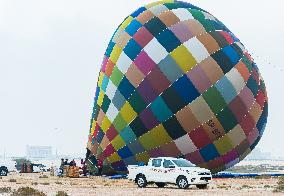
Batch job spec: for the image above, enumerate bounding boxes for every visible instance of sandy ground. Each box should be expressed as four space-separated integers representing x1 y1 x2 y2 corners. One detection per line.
0 172 283 196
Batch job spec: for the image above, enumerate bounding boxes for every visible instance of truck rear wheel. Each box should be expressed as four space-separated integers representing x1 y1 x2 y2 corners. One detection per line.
136 175 147 188
177 176 189 189
196 184 207 189
0 167 8 176
155 182 166 188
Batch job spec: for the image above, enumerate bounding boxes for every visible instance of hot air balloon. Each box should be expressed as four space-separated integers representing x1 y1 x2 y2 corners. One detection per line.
86 0 268 173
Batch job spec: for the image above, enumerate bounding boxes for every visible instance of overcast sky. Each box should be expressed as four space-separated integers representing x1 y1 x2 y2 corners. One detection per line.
0 0 283 158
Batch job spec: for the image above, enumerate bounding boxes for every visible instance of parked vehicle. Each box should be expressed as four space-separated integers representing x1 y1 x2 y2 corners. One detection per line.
33 164 47 173
0 165 8 176
128 157 212 189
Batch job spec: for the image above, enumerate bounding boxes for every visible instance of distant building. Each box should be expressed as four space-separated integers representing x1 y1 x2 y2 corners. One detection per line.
26 146 52 159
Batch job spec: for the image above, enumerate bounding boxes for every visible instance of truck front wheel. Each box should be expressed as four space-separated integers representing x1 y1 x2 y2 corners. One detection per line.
177 176 189 189
136 175 147 188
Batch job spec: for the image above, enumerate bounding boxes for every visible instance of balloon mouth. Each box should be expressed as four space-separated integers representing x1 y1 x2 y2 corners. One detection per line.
86 153 128 174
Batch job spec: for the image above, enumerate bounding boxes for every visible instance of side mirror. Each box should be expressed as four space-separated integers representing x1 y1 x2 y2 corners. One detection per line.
168 165 175 168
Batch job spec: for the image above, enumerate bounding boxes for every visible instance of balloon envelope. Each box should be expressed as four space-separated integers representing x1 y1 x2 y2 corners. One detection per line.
87 0 268 173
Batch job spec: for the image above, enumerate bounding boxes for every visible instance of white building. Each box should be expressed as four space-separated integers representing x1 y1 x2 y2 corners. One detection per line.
26 146 53 159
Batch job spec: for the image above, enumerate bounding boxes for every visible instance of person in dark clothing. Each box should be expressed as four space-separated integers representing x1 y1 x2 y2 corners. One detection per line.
97 159 103 175
81 158 88 176
73 159 76 166
69 159 76 167
60 159 64 168
64 159 69 166
58 159 65 176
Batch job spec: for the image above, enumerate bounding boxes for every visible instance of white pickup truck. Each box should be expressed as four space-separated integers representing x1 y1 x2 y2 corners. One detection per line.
128 157 212 189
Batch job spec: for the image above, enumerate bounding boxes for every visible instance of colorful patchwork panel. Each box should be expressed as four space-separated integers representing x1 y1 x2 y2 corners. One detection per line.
87 0 268 173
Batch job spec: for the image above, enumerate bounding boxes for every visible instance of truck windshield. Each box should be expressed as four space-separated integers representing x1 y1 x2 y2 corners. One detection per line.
172 159 195 167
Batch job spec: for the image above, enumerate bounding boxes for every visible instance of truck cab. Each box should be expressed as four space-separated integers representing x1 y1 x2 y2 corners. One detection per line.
128 157 212 189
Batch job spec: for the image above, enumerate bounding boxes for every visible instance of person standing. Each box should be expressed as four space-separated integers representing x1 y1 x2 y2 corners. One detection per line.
69 159 75 167
81 158 88 177
97 159 103 175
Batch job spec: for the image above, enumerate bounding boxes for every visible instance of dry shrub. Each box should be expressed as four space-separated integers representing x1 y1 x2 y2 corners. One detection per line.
11 187 46 196
254 175 271 179
9 179 17 182
274 176 284 193
41 182 50 185
242 184 252 189
0 187 12 193
39 175 48 179
55 181 63 185
56 191 68 196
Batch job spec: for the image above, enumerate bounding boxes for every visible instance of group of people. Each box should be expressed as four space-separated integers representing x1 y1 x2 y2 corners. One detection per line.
60 159 77 167
58 158 78 176
58 158 103 177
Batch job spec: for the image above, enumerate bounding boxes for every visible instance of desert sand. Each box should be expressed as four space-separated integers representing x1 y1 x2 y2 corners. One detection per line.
0 172 282 196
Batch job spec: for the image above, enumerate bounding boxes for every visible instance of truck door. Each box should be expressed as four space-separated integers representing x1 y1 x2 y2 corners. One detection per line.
148 158 163 182
159 159 176 183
